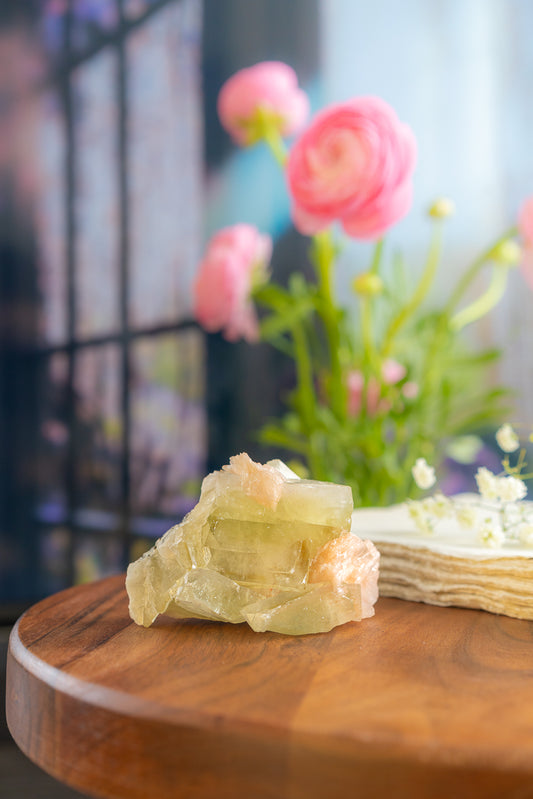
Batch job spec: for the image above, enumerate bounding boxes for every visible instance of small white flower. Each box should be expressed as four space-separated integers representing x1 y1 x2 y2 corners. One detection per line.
478 519 505 548
496 475 527 503
412 458 436 490
421 493 450 519
496 424 520 453
407 501 434 534
519 522 533 547
455 505 479 529
475 467 499 501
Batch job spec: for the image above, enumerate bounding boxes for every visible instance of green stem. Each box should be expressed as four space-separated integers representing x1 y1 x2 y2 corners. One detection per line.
314 231 336 303
361 297 376 368
291 324 325 479
369 238 384 275
357 240 385 417
382 222 443 358
421 226 518 396
362 240 384 368
450 265 511 331
291 323 315 431
313 231 346 419
443 226 518 316
262 124 287 167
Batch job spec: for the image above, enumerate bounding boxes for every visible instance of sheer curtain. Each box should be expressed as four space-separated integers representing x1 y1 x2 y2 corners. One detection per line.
322 0 533 420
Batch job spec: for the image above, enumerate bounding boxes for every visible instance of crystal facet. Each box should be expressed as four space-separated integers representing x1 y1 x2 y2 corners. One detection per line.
126 454 380 635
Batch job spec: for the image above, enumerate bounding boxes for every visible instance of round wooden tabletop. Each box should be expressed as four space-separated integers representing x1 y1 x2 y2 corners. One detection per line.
6 574 533 799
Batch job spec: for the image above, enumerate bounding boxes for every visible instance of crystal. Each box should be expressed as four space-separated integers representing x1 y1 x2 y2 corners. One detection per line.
126 454 380 635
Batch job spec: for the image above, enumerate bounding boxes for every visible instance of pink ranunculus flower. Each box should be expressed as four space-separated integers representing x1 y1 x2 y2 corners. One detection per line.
382 358 407 385
346 372 384 417
347 370 365 417
193 224 272 342
402 381 419 400
347 360 407 417
519 197 533 290
287 97 417 240
217 61 310 146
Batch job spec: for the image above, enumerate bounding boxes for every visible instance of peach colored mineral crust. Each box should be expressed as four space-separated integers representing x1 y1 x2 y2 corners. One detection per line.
309 533 380 618
126 454 380 635
223 453 284 510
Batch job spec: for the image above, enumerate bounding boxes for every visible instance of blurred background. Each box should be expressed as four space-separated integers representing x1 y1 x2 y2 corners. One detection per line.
0 0 532 792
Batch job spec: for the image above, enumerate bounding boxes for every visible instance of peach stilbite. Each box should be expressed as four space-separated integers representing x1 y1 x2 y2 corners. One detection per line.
223 453 284 510
308 533 380 618
126 454 379 635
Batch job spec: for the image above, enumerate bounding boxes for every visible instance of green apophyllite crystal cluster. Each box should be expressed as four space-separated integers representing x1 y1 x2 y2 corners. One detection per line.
126 454 379 635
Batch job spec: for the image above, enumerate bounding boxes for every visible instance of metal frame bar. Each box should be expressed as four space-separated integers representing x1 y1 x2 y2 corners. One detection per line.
42 0 196 584
41 0 177 89
118 0 132 566
63 0 77 588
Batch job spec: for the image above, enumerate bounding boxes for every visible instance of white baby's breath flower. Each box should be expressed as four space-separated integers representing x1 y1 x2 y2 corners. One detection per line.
422 493 450 519
475 467 499 501
495 424 520 453
407 501 434 534
497 475 527 503
518 522 533 547
478 519 505 548
412 458 436 490
455 505 479 529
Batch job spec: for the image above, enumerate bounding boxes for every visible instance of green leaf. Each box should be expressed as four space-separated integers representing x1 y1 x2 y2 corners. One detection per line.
259 423 308 454
253 284 291 310
288 272 311 297
445 435 484 464
259 298 315 341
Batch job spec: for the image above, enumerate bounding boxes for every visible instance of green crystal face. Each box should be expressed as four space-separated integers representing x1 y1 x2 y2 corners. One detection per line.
126 455 378 635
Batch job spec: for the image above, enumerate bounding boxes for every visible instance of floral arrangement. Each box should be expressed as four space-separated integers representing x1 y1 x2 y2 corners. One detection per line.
409 424 533 548
194 61 533 507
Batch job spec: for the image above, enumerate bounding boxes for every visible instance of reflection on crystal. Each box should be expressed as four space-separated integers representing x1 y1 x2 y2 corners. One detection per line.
127 455 380 635
243 582 362 636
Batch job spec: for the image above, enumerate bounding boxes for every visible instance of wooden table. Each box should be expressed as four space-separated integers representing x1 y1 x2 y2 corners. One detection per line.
6 574 533 799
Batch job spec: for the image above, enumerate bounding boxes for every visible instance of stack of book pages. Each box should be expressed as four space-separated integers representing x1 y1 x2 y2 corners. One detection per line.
352 497 533 620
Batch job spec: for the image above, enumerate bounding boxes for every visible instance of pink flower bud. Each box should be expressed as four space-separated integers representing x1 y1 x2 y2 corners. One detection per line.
382 359 406 385
217 62 309 146
519 197 533 290
402 381 419 399
346 372 385 417
366 377 382 416
347 371 364 416
519 197 533 243
287 97 417 240
193 224 272 342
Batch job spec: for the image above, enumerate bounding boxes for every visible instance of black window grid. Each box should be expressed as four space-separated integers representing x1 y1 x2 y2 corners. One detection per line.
33 0 199 589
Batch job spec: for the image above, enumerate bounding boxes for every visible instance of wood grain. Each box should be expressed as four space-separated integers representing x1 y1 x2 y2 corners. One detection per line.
6 574 533 799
